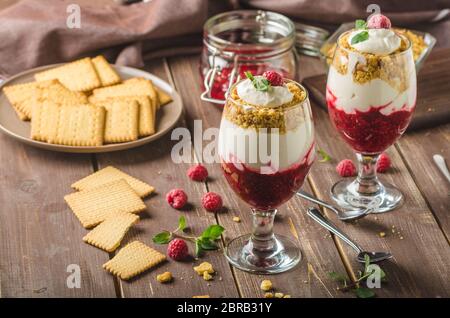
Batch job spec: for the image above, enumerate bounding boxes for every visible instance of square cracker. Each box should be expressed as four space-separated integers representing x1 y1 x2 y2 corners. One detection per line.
103 241 166 280
52 103 106 146
34 57 101 92
91 77 160 109
71 166 155 198
30 101 60 142
95 99 139 143
92 96 155 137
156 88 173 106
83 212 139 252
64 179 146 228
2 79 87 120
92 55 121 87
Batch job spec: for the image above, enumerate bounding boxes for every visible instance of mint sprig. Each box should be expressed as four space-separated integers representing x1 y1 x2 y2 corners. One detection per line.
329 254 387 298
355 19 368 30
317 148 332 163
245 71 271 92
152 216 224 257
351 31 369 45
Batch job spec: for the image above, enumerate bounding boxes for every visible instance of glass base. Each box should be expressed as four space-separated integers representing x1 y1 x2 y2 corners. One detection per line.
224 233 301 274
331 178 403 213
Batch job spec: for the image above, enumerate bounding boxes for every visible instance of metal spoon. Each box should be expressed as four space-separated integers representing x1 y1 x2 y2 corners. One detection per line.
433 154 450 184
296 190 372 221
307 207 392 263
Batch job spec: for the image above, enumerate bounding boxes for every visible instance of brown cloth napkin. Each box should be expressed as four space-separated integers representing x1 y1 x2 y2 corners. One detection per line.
302 48 450 131
0 0 231 78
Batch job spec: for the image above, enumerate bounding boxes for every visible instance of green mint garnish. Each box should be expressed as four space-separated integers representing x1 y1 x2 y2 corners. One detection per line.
355 19 368 30
317 148 332 163
152 217 224 257
245 71 271 92
351 30 369 45
329 253 387 298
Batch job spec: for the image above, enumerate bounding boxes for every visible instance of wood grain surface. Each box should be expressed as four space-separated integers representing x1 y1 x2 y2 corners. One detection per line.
0 52 449 298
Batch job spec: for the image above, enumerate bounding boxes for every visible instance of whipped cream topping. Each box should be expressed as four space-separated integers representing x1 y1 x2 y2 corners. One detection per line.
236 78 293 108
348 29 401 54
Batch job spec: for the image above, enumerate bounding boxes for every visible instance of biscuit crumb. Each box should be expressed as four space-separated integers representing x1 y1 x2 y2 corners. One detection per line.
260 279 273 291
203 271 213 281
232 216 241 223
156 271 173 283
274 292 284 298
194 262 215 275
264 292 274 298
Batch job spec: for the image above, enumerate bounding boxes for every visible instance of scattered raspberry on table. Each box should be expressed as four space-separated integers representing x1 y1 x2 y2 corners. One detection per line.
166 188 188 209
336 159 356 177
377 153 391 173
187 164 208 182
202 192 223 212
167 239 189 261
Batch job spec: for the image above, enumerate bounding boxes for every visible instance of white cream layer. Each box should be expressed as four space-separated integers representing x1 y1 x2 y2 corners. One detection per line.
327 56 416 115
236 78 294 108
348 29 401 55
218 117 315 173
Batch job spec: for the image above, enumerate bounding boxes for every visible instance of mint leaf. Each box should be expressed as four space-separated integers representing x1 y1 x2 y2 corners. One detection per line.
351 31 369 45
328 271 347 283
201 225 224 240
244 71 271 92
195 239 203 257
152 231 172 244
178 216 187 232
364 253 371 270
244 71 254 81
317 148 332 163
198 237 218 250
355 19 367 30
355 287 375 298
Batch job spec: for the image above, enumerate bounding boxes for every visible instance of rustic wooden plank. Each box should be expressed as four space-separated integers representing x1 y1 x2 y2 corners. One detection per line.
0 137 116 297
396 124 450 240
307 102 450 297
167 54 352 297
94 58 240 298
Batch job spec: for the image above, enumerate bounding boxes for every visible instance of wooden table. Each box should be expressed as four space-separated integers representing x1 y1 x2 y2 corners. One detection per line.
0 54 449 298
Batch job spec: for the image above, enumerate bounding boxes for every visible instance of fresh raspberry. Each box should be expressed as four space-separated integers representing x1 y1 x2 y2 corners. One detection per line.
202 192 223 212
336 159 357 177
377 153 391 173
167 239 189 261
367 14 392 29
187 164 208 182
262 71 284 86
166 189 188 209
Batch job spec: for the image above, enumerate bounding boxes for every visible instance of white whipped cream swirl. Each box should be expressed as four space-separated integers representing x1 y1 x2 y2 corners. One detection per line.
236 78 293 108
348 28 401 54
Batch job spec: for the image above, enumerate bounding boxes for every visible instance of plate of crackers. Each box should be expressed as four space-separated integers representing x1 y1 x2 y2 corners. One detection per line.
0 56 183 153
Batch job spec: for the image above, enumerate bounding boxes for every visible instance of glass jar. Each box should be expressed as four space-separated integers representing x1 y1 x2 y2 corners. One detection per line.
200 10 297 105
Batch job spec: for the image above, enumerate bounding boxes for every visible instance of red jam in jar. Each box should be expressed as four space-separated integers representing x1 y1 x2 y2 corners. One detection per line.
200 10 297 104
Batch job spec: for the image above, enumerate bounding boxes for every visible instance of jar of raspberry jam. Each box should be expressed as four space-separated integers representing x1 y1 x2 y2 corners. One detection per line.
200 10 297 104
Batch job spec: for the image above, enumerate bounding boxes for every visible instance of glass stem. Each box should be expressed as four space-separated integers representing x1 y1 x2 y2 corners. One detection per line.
355 153 381 195
250 208 277 253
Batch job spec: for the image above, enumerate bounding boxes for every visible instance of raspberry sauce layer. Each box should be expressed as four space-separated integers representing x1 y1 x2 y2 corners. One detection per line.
326 87 415 154
220 144 314 210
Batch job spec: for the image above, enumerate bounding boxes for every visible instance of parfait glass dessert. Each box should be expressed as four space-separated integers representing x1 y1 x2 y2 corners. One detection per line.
326 14 417 212
218 71 315 273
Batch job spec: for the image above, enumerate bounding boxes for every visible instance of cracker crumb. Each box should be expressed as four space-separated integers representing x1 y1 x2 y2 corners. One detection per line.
274 292 284 298
156 271 173 283
283 294 291 298
193 295 210 298
379 232 386 238
203 271 213 281
232 216 241 223
264 292 274 298
260 279 273 291
194 262 215 275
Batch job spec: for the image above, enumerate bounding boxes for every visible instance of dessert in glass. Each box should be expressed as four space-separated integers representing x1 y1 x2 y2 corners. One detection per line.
326 14 417 212
218 71 315 273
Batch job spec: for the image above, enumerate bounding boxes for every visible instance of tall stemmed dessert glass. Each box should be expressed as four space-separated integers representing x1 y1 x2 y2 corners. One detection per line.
326 14 416 213
218 71 315 273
